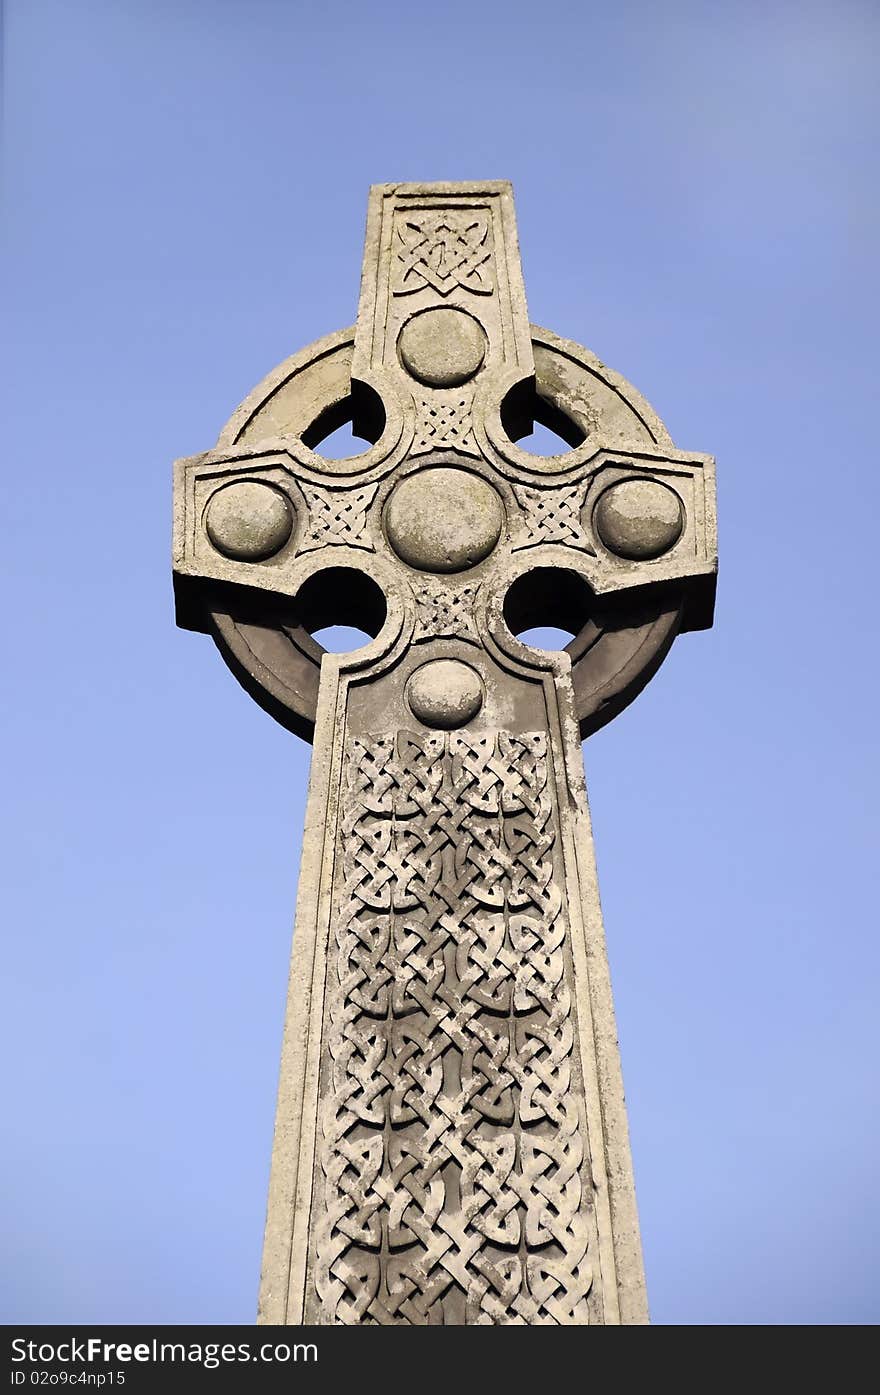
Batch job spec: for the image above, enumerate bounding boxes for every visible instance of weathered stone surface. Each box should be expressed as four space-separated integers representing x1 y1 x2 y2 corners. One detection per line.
405 657 484 728
593 477 684 560
384 466 504 572
205 480 294 561
398 306 487 387
172 181 717 1326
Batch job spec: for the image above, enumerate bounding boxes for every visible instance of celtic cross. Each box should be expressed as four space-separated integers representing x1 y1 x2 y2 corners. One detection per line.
173 182 716 1326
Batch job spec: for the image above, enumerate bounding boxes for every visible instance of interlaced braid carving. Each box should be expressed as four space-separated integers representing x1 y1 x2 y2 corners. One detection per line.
513 483 595 553
313 730 596 1324
412 582 479 642
393 212 494 297
412 393 480 458
299 481 379 552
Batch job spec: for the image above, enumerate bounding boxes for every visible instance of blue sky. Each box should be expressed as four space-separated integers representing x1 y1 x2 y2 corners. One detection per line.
2 0 878 1324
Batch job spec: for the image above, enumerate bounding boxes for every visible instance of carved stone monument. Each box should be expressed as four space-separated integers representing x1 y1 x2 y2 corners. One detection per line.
173 182 716 1325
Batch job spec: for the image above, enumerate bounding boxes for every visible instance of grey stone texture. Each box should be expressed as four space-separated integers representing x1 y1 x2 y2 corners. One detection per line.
173 181 717 1325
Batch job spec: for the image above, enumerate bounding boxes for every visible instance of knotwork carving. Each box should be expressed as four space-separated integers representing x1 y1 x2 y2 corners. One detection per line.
412 391 479 458
393 212 494 297
298 480 379 552
513 483 595 553
412 582 480 642
313 730 595 1325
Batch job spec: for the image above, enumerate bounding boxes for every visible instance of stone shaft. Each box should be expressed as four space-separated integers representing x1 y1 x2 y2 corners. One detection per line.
172 180 717 1326
258 645 645 1325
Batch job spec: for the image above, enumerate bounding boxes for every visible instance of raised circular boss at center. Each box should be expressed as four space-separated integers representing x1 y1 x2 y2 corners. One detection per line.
384 466 504 573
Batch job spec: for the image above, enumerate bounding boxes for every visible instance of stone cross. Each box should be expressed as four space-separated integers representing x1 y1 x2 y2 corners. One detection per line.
173 182 716 1326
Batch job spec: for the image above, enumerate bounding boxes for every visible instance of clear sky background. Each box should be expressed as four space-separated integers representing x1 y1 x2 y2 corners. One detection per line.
2 0 878 1326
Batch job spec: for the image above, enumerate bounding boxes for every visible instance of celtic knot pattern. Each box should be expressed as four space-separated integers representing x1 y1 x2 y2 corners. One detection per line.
412 582 479 642
412 393 479 457
513 484 595 553
312 730 596 1324
299 481 379 552
393 213 494 297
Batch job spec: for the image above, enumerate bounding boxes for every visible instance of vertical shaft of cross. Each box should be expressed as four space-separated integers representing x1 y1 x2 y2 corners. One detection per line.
257 639 647 1325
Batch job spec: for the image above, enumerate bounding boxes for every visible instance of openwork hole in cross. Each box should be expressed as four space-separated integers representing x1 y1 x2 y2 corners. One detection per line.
295 566 387 654
500 382 587 457
301 384 386 461
504 566 593 651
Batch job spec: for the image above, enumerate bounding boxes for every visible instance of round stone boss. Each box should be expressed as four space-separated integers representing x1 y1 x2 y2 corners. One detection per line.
397 307 487 388
205 480 294 561
384 466 504 573
406 658 484 729
592 477 684 561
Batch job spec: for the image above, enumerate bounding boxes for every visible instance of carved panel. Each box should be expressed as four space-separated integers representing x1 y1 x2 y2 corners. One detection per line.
412 391 480 458
312 729 596 1325
393 212 495 297
412 582 480 642
298 480 379 552
513 483 595 553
